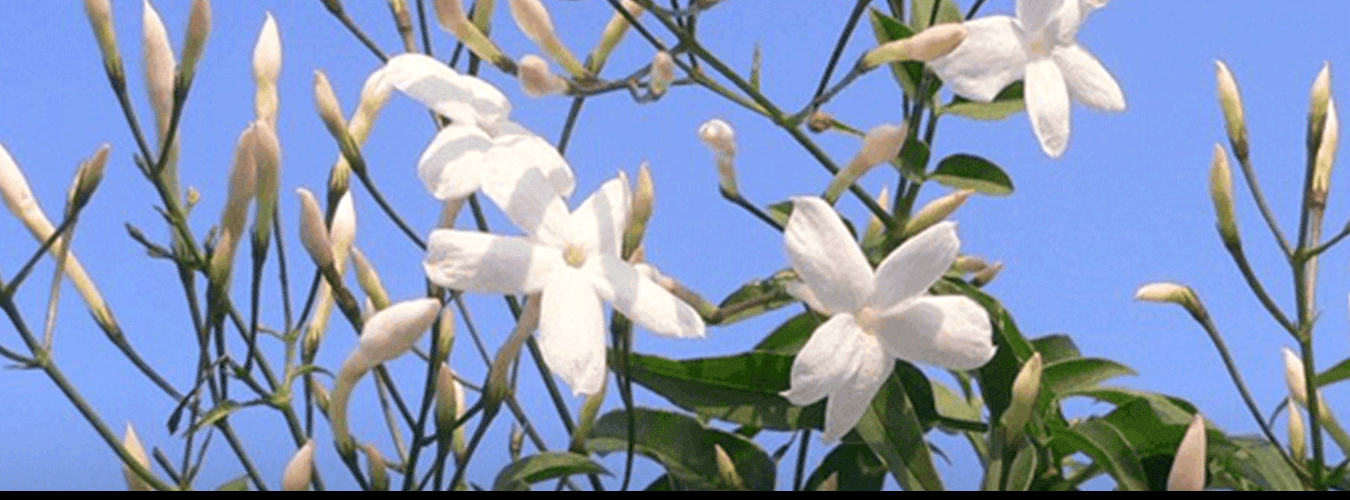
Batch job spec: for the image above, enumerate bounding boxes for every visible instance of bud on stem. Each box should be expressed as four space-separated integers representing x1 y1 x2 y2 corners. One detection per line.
1208 144 1239 247
84 0 125 86
588 0 644 73
518 55 568 97
1166 414 1207 491
824 124 906 204
1134 282 1206 320
650 51 675 97
180 0 212 85
861 23 967 69
509 0 589 78
121 423 154 491
903 189 973 238
1001 352 1042 443
281 439 315 491
1215 61 1249 160
434 0 513 72
253 14 282 126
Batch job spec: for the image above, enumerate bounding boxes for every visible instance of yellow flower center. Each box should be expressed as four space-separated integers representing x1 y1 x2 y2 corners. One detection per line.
564 244 587 268
855 306 881 335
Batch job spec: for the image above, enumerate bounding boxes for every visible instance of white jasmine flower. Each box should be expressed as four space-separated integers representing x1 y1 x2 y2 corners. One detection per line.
423 172 705 395
373 54 575 200
929 0 1124 157
781 197 995 442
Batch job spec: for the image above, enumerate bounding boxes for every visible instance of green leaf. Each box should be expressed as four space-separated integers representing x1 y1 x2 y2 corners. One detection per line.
898 136 931 183
1030 334 1081 363
938 82 1026 121
804 443 886 491
1005 442 1039 491
753 312 823 355
188 401 241 434
1042 358 1137 396
1053 418 1149 491
910 0 963 30
867 9 925 99
853 374 944 491
1315 356 1350 388
930 154 1014 196
215 476 249 491
715 269 799 325
621 350 823 431
492 452 609 491
1211 436 1304 491
930 380 983 430
587 408 776 490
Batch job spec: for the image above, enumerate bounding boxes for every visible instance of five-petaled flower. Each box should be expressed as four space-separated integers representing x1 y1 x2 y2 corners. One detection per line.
423 170 705 395
782 197 996 442
929 0 1123 158
375 53 575 200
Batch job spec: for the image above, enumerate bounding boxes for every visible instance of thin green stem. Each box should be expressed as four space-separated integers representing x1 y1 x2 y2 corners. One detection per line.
1223 241 1298 336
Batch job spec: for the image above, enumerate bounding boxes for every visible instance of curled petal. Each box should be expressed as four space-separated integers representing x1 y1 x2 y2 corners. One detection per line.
875 295 995 370
423 230 563 294
418 125 492 200
784 197 873 314
489 121 576 197
570 174 631 257
868 221 959 311
1052 44 1125 111
823 335 892 443
587 254 704 338
783 314 865 406
1025 57 1071 157
929 16 1028 102
538 267 607 395
379 53 510 125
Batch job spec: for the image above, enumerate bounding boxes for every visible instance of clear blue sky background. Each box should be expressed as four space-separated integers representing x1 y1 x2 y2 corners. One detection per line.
0 0 1348 490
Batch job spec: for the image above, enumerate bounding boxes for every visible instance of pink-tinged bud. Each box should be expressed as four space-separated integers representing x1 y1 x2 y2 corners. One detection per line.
825 123 907 203
518 55 567 97
296 188 334 269
364 444 390 491
698 118 736 157
650 51 675 96
862 22 967 69
142 1 176 137
181 0 211 83
122 423 154 491
222 125 258 245
434 0 469 30
434 0 511 71
281 439 315 491
1166 414 1207 491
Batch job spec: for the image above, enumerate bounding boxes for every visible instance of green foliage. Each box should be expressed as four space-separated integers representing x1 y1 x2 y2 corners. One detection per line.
586 408 776 490
491 453 610 491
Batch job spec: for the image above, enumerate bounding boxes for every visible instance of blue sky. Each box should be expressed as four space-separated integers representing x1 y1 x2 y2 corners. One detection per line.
1 0 1349 490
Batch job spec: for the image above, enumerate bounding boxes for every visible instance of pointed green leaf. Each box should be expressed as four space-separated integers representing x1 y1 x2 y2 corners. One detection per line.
1315 356 1350 388
1005 442 1039 491
1042 358 1137 396
715 269 799 325
1054 418 1149 491
939 82 1027 121
587 408 776 490
804 443 886 491
853 374 944 490
492 452 610 491
898 136 931 183
930 154 1014 196
188 401 241 434
1030 334 1081 363
753 312 823 355
621 350 823 431
215 476 249 491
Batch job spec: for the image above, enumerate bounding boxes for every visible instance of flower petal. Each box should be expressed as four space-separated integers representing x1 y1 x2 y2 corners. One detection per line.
423 229 563 294
586 254 705 338
570 174 631 257
538 267 608 395
784 197 873 314
1025 57 1071 157
1017 0 1069 35
823 335 892 443
378 53 511 125
480 164 573 247
868 222 960 311
875 295 995 370
928 16 1029 102
418 125 491 200
489 121 576 197
1053 44 1125 111
786 280 831 315
783 314 866 406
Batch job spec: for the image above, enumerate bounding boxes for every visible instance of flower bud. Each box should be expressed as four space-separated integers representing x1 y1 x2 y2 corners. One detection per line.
180 0 211 84
1134 282 1204 319
364 443 390 491
69 145 111 212
807 110 835 133
518 55 568 97
434 0 512 71
509 425 525 460
84 0 124 83
281 439 315 491
297 188 334 269
650 51 675 97
714 444 747 490
569 375 606 454
253 14 282 125
122 423 154 491
903 189 973 238
1001 352 1042 443
1288 398 1307 461
953 255 989 275
314 71 349 144
1208 144 1239 246
1166 414 1207 491
142 1 176 137
624 164 655 257
358 298 442 366
251 121 281 246
824 123 907 203
1312 96 1339 198
329 191 356 268
351 247 391 311
222 125 257 245
509 0 587 77
862 186 891 249
309 376 331 416
588 0 644 73
1215 60 1248 160
1309 62 1333 152
699 118 737 157
862 22 967 69
1284 347 1308 407
434 363 464 441
351 70 394 144
970 261 1003 287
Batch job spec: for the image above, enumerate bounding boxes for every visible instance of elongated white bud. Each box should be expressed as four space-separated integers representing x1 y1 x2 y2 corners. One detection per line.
84 0 124 82
1001 352 1042 443
434 0 511 70
1167 414 1207 491
313 71 349 146
296 188 334 269
1215 61 1248 159
588 0 644 73
824 123 907 203
714 444 746 490
142 1 176 138
904 189 973 238
650 51 675 96
221 125 258 250
122 423 154 491
1284 347 1308 407
1288 398 1307 461
1312 96 1339 197
251 121 281 245
365 444 390 491
254 14 282 125
862 22 967 69
1209 144 1239 246
351 247 390 310
180 0 211 83
518 55 567 97
699 118 736 157
1309 62 1333 151
509 0 587 77
281 439 315 491
1134 282 1204 319
329 191 356 268
357 298 442 367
